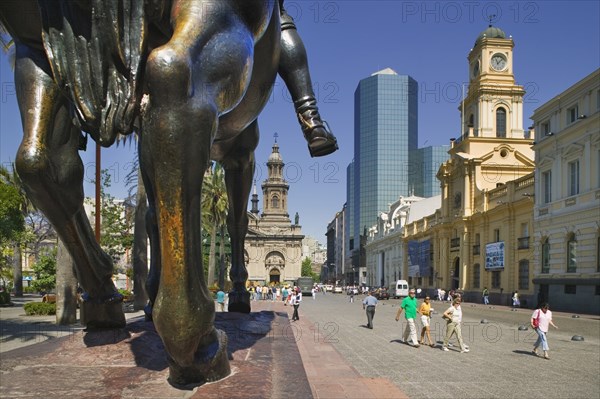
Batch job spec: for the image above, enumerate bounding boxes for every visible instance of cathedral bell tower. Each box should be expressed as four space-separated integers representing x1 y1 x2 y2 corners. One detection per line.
261 138 292 226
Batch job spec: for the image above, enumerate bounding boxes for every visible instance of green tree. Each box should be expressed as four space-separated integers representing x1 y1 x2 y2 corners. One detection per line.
301 257 317 280
0 164 35 296
0 178 24 242
31 247 57 293
87 170 134 272
201 162 229 287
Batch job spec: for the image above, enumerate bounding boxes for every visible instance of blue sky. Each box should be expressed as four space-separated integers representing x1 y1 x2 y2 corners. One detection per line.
1 1 599 241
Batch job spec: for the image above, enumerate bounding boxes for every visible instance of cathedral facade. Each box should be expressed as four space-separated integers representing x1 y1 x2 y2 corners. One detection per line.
245 140 304 285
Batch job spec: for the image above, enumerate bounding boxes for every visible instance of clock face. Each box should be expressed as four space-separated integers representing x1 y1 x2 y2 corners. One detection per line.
490 53 507 71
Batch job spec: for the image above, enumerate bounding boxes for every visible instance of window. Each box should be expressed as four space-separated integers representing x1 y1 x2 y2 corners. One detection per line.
567 105 578 124
494 229 500 242
271 195 279 208
491 271 501 288
541 121 551 136
496 108 506 138
518 260 529 290
518 223 530 249
567 234 577 273
542 170 552 203
597 236 600 272
541 238 550 274
564 285 576 294
473 263 480 289
568 160 579 196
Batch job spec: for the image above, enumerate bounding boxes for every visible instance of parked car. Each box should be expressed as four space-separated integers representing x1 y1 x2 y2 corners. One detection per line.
333 286 343 293
346 287 359 295
373 288 390 300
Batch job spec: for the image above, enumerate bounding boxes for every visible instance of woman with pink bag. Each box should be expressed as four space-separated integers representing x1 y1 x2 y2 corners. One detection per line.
531 302 559 359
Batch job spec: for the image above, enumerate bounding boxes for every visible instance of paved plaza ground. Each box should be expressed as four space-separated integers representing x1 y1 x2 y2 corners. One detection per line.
1 293 599 398
294 292 600 399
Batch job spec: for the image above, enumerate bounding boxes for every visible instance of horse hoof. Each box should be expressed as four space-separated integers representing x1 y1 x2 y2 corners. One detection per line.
167 329 231 388
80 299 126 329
227 290 251 313
144 303 153 321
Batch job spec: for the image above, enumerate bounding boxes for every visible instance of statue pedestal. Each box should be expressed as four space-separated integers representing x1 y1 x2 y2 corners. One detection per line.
0 307 311 398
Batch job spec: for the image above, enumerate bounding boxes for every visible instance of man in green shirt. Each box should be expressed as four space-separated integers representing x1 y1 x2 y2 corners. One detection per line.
395 288 420 347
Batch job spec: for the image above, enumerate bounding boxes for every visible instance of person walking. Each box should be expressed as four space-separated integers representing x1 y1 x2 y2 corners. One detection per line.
362 291 378 329
395 288 420 347
531 302 558 359
442 297 469 353
418 296 435 347
512 291 520 308
482 287 489 305
216 289 226 312
349 289 355 303
282 286 288 306
291 287 302 321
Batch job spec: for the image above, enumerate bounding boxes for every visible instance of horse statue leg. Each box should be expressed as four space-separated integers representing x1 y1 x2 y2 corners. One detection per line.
217 122 260 314
13 44 125 328
139 0 276 386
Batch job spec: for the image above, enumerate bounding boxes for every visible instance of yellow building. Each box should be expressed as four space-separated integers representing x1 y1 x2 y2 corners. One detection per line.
403 26 536 305
531 69 600 314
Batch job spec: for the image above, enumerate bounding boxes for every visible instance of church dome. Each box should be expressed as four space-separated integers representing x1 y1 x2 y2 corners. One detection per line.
268 142 283 163
475 26 506 45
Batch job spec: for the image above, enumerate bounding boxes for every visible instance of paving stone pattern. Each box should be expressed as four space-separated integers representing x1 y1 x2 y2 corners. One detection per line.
295 293 600 399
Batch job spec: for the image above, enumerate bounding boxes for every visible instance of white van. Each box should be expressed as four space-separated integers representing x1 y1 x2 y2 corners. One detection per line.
390 280 409 299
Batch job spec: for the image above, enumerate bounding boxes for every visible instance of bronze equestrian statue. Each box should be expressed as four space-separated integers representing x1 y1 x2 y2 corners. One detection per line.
0 0 337 387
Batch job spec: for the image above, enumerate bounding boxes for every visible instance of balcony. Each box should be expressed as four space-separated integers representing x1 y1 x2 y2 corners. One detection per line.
450 237 461 248
517 237 530 250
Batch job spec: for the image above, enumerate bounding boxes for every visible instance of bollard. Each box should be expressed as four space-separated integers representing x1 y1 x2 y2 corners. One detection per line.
571 314 580 318
518 325 528 331
480 319 489 324
571 335 584 341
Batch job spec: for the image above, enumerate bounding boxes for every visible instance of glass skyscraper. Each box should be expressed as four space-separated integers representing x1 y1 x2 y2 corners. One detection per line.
352 68 418 243
413 145 450 197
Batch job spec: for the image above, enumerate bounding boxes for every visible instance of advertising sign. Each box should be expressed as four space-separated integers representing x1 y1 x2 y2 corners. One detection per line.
485 241 505 269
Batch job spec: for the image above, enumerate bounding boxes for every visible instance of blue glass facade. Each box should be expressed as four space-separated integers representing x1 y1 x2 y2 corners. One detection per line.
352 71 418 243
413 145 450 197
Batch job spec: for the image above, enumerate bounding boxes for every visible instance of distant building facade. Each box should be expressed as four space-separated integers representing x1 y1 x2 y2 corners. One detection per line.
531 68 600 314
245 141 303 285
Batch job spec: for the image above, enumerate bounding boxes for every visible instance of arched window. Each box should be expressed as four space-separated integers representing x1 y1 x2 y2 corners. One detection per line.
567 233 577 273
541 238 550 274
271 195 279 209
496 107 506 138
518 260 529 290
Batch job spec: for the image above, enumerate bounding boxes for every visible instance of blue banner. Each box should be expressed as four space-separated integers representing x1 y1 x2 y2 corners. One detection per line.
408 240 431 277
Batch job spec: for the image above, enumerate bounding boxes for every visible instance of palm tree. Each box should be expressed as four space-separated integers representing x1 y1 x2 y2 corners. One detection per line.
201 162 229 287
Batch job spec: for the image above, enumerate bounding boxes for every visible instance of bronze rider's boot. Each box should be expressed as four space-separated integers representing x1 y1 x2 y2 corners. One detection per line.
295 96 338 157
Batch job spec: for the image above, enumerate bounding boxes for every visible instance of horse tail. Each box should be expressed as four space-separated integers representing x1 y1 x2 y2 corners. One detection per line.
38 0 149 145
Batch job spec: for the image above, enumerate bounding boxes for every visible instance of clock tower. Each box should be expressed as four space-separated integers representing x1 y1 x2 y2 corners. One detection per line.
463 24 526 141
438 24 535 216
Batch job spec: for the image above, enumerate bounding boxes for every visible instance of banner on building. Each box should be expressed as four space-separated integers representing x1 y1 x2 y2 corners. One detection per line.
485 241 505 270
408 240 431 277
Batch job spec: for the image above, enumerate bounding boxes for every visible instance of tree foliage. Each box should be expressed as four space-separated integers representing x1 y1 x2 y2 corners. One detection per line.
31 247 57 293
0 178 25 242
86 170 134 272
301 257 317 280
201 162 229 286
